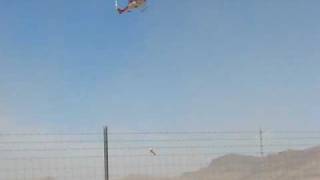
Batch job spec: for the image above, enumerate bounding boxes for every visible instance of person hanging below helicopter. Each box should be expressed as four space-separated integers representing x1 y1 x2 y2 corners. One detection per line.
117 0 147 14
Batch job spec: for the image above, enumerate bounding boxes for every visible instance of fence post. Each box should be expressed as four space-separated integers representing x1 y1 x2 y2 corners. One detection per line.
104 126 109 180
259 129 264 157
259 128 265 180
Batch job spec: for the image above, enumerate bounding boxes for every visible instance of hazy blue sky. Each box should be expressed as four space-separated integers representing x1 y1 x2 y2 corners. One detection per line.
0 0 319 132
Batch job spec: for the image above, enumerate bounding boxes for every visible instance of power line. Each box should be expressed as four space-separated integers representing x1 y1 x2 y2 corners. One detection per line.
0 132 101 136
108 131 259 135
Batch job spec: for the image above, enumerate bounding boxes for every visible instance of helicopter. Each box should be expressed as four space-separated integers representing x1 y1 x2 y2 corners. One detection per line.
116 0 147 14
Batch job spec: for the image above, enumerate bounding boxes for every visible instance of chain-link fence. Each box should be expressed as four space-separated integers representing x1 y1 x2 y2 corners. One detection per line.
1 129 320 180
0 132 104 180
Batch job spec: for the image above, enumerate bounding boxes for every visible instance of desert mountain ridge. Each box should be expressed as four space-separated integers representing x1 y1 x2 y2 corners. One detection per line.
122 145 320 180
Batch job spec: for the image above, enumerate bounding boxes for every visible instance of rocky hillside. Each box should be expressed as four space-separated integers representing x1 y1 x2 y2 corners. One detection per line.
122 146 320 180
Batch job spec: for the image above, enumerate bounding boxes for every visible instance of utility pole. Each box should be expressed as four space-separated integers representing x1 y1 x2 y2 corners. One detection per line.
104 126 109 180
